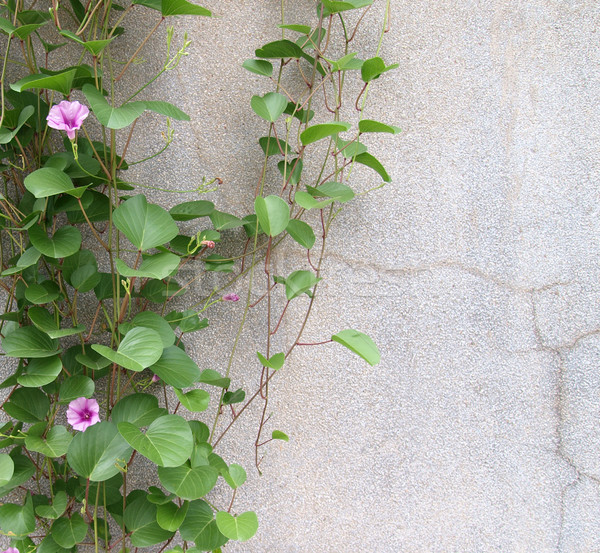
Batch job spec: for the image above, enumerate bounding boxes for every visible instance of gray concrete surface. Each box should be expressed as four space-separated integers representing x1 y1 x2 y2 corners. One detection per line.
3 0 600 551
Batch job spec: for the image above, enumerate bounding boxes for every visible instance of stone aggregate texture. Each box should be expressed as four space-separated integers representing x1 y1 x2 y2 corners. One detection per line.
0 0 598 552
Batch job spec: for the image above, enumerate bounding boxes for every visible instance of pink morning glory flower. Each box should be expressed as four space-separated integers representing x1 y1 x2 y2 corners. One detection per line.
223 293 240 302
3 548 19 553
67 397 100 431
151 374 160 383
46 100 89 140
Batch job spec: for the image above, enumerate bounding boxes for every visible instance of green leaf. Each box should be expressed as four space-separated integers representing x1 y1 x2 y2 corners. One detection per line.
158 464 218 500
300 121 351 145
358 119 401 134
118 415 193 467
285 270 321 300
4 388 49 422
156 501 189 532
149 346 201 388
294 190 334 210
177 310 209 333
0 105 34 145
256 351 285 370
250 92 288 122
59 375 95 403
140 279 185 303
209 210 244 230
51 514 88 548
278 23 312 34
306 181 355 202
324 52 364 71
353 152 391 182
255 195 290 237
222 389 245 405
169 200 214 221
67 421 132 481
82 84 146 129
17 355 62 387
360 56 399 82
0 495 36 537
111 393 166 427
11 69 76 95
331 328 380 365
2 326 59 358
278 158 303 185
242 59 273 77
28 224 82 258
142 100 190 120
0 453 34 497
180 500 228 549
25 424 72 457
24 281 61 304
35 491 67 519
221 463 246 490
286 219 315 249
320 0 372 15
272 430 289 441
75 347 112 371
198 369 230 388
113 195 179 251
255 39 304 59
28 307 85 339
120 312 175 348
336 137 368 158
116 252 180 280
259 136 294 157
173 388 210 412
0 454 14 486
204 254 234 273
160 0 211 16
215 511 258 542
92 327 163 372
60 29 114 55
124 494 174 546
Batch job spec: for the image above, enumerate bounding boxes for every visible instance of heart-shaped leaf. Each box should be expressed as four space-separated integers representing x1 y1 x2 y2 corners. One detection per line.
28 224 82 258
124 494 174 546
169 200 214 221
17 355 63 387
4 388 49 423
0 454 14 486
156 501 189 531
250 92 288 122
35 490 67 519
67 421 132 481
92 327 163 372
198 369 230 388
180 500 228 549
59 375 95 403
158 463 218 500
118 414 193 467
0 494 36 537
300 121 351 145
173 388 210 412
113 195 179 251
25 423 72 457
285 270 321 300
215 510 258 542
111 393 167 427
221 463 247 490
149 346 201 388
286 219 315 249
242 59 273 77
2 326 59 358
255 195 290 237
51 514 88 548
28 307 85 339
116 252 180 280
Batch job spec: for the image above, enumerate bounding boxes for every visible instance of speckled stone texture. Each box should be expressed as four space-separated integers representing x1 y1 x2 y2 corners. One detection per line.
2 0 600 551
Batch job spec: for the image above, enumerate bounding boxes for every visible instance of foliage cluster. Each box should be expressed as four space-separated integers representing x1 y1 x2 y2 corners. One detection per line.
0 0 396 550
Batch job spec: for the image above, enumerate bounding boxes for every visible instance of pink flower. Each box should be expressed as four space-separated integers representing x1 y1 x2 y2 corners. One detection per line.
201 240 215 249
46 100 89 140
3 548 19 553
222 293 239 302
151 374 160 383
67 397 100 431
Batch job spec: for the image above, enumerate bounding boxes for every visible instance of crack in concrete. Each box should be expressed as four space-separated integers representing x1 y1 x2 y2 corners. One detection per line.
530 294 600 552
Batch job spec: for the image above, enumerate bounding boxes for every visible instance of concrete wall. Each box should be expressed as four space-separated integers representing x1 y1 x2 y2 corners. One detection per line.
3 0 600 551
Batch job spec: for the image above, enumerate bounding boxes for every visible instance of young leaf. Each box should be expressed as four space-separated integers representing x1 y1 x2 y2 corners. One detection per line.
259 136 294 156
173 388 210 412
242 59 273 77
255 39 304 59
256 351 285 370
320 0 373 15
278 158 303 185
285 270 321 300
306 181 355 203
198 369 230 388
250 92 288 122
222 389 245 405
215 511 258 542
286 219 315 249
358 119 401 134
255 195 290 236
221 463 246 489
82 84 146 129
331 329 380 365
160 0 211 17
300 121 351 145
272 430 289 442
360 56 399 82
60 29 114 55
354 152 391 182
